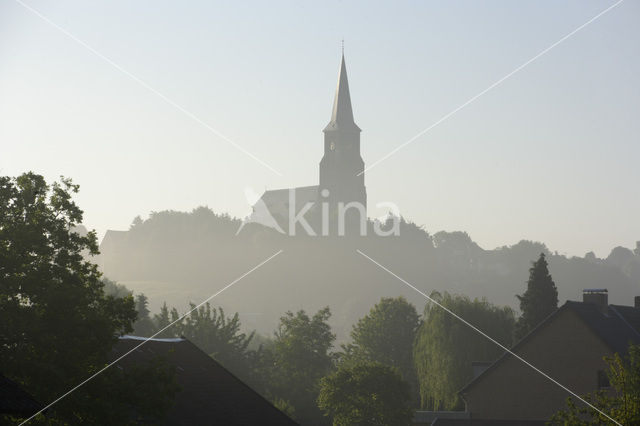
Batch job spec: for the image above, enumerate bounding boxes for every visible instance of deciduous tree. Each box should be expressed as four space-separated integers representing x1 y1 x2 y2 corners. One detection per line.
0 173 177 424
318 362 413 426
269 307 336 425
413 292 515 410
344 297 420 401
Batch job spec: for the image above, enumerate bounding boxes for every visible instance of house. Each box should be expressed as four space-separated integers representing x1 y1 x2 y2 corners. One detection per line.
111 336 298 425
457 290 640 423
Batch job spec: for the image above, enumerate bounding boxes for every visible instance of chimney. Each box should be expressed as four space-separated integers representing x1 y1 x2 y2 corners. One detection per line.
635 296 640 308
583 289 608 314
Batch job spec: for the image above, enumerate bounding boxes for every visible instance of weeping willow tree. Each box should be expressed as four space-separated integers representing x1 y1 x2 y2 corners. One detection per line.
413 292 515 410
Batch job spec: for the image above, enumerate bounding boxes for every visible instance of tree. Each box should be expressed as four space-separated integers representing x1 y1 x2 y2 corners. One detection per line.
0 173 177 424
269 307 336 425
153 302 171 334
130 215 143 229
550 344 640 425
584 251 598 262
132 294 155 337
515 253 558 340
606 246 636 270
433 231 482 268
344 297 420 402
158 302 255 380
413 292 515 410
102 277 132 298
318 362 413 426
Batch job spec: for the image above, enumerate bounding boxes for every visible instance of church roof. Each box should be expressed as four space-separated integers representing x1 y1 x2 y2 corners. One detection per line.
261 185 318 203
324 54 361 133
259 185 319 215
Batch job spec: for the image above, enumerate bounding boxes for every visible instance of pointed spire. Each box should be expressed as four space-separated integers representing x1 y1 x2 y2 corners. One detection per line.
324 51 361 132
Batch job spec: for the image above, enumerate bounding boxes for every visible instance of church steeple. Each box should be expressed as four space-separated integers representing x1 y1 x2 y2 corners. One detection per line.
324 53 361 132
318 50 366 233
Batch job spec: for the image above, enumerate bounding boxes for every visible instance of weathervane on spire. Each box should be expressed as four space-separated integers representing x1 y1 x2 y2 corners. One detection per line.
341 38 344 55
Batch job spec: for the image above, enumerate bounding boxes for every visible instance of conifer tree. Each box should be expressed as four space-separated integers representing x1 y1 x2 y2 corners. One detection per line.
515 253 558 340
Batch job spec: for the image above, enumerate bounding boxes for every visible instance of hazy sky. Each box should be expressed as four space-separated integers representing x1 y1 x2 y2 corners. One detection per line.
1 0 639 257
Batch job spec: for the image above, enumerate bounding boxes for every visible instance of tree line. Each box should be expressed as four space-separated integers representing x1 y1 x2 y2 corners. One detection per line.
120 252 560 423
2 173 638 425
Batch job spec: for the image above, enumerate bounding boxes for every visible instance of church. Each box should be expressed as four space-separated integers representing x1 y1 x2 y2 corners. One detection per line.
251 53 367 235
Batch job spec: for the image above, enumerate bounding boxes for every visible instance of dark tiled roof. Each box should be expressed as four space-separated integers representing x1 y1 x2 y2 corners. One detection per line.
414 410 469 423
568 301 640 356
0 373 43 416
460 301 640 394
111 336 298 426
611 304 640 336
431 419 546 426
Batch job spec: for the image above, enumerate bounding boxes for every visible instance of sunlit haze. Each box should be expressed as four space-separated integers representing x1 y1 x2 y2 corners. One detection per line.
2 0 639 257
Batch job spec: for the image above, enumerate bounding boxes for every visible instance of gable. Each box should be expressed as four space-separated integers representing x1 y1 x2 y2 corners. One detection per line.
459 306 614 420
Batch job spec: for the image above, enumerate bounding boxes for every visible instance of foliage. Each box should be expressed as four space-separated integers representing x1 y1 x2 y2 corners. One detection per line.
153 301 172 332
0 173 177 424
146 301 275 399
101 205 640 334
433 231 482 268
515 253 558 340
267 307 336 425
159 302 255 379
606 246 636 270
318 362 413 426
343 297 420 402
413 291 515 410
132 293 155 337
102 277 132 298
550 344 640 425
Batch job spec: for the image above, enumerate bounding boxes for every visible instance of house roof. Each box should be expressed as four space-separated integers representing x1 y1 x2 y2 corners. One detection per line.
111 336 298 426
431 419 546 426
459 300 640 395
414 410 469 424
571 302 640 355
0 373 43 416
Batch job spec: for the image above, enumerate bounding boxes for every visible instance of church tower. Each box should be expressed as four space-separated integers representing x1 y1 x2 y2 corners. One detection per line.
319 53 367 230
